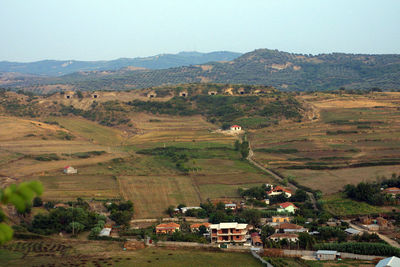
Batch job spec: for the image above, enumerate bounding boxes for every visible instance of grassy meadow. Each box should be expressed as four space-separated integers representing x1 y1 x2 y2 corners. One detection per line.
0 240 262 267
0 111 273 218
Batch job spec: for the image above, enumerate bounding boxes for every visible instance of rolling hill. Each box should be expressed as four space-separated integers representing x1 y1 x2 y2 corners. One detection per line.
0 51 241 76
3 49 400 92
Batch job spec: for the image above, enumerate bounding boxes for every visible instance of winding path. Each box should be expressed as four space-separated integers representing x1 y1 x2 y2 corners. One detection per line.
246 143 318 210
347 222 400 249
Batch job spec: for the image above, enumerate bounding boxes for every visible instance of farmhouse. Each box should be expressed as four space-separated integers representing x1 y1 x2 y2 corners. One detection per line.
383 187 400 197
344 228 361 235
208 91 217 95
272 216 291 223
316 250 340 261
180 206 202 214
147 91 157 98
277 202 298 214
210 222 248 244
54 203 69 209
376 256 400 267
64 91 74 99
190 222 211 232
251 232 263 246
267 186 292 198
99 227 112 237
274 223 308 233
224 203 237 210
156 223 180 234
179 91 188 97
230 125 242 131
63 166 77 174
268 233 299 242
238 88 246 95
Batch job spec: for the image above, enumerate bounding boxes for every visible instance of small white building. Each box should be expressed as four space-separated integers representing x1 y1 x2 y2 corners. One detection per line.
225 203 237 210
63 166 77 174
99 227 112 237
230 125 242 131
376 256 400 267
180 206 202 214
316 250 340 261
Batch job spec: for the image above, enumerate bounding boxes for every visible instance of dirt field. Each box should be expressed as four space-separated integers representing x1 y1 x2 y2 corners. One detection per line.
250 92 400 194
280 165 400 194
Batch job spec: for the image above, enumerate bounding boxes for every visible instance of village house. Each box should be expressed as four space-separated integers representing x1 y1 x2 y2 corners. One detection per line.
54 203 69 209
359 216 373 225
267 186 292 198
155 223 180 234
147 91 157 98
180 206 202 214
210 222 248 244
179 91 188 97
272 216 291 223
99 227 112 237
383 187 400 197
344 228 361 236
190 222 211 232
229 125 242 131
251 232 263 247
316 250 340 261
224 203 237 210
274 223 308 233
277 202 298 214
63 166 77 174
365 224 380 232
208 91 217 95
268 233 299 242
376 256 400 267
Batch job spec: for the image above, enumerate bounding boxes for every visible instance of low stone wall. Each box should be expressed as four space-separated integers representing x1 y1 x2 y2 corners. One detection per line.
264 249 382 261
340 252 382 261
130 217 208 224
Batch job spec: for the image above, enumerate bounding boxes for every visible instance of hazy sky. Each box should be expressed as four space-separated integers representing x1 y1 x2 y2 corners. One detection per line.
1 0 399 62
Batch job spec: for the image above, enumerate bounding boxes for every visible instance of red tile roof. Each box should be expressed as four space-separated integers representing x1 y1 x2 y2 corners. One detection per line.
267 186 292 195
269 233 299 239
251 235 262 244
279 202 298 209
384 187 400 193
156 223 180 229
190 223 211 229
275 223 303 230
231 125 241 128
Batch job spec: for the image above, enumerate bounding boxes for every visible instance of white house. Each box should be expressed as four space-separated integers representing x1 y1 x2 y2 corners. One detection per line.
268 233 299 242
63 166 77 174
99 228 112 237
230 125 242 131
376 256 400 267
180 206 202 214
225 203 237 210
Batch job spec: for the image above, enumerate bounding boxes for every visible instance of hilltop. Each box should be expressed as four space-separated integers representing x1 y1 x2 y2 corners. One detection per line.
4 49 400 93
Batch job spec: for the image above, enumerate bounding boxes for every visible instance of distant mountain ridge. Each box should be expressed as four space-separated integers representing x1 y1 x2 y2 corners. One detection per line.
3 49 400 92
0 51 242 76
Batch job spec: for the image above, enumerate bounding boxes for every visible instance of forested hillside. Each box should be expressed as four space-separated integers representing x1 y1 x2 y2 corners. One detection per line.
3 49 400 92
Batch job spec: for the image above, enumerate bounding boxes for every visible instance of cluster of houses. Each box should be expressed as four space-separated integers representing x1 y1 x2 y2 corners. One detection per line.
144 88 271 99
358 215 393 231
154 222 262 247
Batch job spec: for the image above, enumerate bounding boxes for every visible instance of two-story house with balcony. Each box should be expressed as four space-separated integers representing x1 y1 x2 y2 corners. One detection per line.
210 222 248 244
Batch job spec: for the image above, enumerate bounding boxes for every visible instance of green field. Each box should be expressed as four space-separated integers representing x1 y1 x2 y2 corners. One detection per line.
321 193 387 216
0 241 262 267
